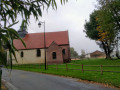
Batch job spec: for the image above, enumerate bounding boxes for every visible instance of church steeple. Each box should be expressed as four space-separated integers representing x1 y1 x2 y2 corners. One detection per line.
18 26 28 38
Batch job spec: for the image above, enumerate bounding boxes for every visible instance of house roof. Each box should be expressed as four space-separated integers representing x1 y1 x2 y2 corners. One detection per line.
90 50 105 56
13 31 69 50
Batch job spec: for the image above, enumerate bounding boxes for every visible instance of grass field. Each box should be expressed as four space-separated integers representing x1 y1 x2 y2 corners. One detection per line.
10 58 120 88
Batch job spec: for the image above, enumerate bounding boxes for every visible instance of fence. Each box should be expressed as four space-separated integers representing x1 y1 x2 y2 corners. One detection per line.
12 63 120 75
48 63 120 75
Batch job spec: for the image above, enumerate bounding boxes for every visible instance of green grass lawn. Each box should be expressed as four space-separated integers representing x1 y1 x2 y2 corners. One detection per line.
10 58 120 88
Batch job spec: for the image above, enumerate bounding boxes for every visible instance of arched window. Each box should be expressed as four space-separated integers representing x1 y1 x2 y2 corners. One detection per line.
62 49 65 55
37 49 41 57
52 52 56 59
21 51 24 57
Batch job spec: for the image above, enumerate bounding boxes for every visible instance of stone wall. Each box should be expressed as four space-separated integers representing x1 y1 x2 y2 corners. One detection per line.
60 45 71 63
47 42 63 64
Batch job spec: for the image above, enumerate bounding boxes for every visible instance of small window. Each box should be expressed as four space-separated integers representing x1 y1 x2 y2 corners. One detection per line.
37 49 41 57
62 49 65 55
21 51 24 57
52 52 56 59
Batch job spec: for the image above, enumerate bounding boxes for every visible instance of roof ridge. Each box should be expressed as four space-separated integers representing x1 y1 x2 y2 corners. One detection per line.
27 30 68 35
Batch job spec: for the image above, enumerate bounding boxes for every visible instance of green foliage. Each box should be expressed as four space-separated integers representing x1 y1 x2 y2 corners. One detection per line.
97 1 119 40
97 0 120 42
0 0 68 26
0 51 7 66
97 0 120 28
84 11 99 40
97 0 120 59
0 26 26 67
84 0 120 59
70 47 79 59
80 49 86 58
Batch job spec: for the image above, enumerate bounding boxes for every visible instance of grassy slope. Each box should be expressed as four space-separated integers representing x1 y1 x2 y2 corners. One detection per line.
12 58 120 87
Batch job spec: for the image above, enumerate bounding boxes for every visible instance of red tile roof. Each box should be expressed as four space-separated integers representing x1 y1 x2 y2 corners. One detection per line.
14 31 69 50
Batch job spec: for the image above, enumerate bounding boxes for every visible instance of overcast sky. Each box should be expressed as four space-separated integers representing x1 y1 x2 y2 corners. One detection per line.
14 0 101 55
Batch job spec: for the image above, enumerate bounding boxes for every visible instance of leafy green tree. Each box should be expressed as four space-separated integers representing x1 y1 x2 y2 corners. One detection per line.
97 0 120 29
84 10 114 59
84 11 99 40
80 49 86 58
70 47 79 59
84 0 120 59
0 0 68 67
97 10 116 59
97 0 120 59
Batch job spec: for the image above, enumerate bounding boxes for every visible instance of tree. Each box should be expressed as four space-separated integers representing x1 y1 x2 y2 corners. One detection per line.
70 47 79 59
96 10 116 59
97 0 120 59
84 11 99 40
0 0 68 67
97 0 120 30
84 0 120 59
84 10 115 59
80 49 86 58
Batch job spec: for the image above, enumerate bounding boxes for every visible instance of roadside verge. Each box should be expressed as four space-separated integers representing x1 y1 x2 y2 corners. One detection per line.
2 79 18 90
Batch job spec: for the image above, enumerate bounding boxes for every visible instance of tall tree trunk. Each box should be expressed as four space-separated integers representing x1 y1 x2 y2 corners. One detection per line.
116 41 120 59
116 36 120 59
101 41 112 59
101 41 108 59
106 41 112 59
116 51 120 59
106 50 112 59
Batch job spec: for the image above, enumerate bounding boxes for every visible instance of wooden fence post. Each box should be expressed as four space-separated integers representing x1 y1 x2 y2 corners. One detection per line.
47 63 48 69
26 64 28 71
28 64 29 70
40 64 41 69
56 64 58 70
34 64 36 69
26 64 27 71
29 64 31 70
82 64 84 73
100 65 103 75
66 63 68 71
18 64 19 69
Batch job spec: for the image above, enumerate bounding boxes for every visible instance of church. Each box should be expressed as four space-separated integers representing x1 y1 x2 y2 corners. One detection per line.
7 27 71 64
